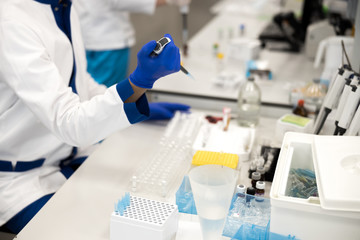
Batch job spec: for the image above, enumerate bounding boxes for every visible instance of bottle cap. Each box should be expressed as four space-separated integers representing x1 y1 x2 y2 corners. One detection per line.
236 184 246 194
256 181 265 190
256 166 266 174
246 187 256 195
298 99 304 107
217 52 224 59
251 172 261 180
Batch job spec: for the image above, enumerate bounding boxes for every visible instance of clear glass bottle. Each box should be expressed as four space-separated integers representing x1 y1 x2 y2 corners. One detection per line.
237 76 261 127
304 79 326 118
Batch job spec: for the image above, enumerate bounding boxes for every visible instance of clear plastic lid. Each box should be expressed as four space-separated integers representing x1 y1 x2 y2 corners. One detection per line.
313 136 360 212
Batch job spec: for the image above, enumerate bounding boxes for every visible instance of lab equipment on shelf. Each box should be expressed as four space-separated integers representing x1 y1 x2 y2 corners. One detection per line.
110 193 179 240
130 111 204 198
212 52 243 88
248 143 280 182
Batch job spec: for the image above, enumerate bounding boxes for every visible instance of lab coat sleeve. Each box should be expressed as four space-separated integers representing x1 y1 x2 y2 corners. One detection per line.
107 0 157 14
84 71 108 97
0 20 149 147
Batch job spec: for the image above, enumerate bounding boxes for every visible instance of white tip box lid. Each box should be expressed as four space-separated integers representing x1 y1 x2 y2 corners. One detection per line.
313 135 360 212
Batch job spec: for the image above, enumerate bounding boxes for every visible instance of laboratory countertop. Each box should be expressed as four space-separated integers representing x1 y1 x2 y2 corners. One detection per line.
16 115 277 240
151 13 323 108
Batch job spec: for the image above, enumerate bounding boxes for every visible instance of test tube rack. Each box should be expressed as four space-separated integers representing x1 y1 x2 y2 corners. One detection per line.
110 194 179 240
130 111 204 198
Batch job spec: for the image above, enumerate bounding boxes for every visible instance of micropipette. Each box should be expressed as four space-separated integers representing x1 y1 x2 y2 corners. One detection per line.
336 76 360 135
150 36 194 80
180 5 189 57
313 65 353 134
334 74 355 130
345 101 360 136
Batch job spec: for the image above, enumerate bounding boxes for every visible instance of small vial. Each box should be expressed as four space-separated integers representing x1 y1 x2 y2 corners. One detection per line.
239 24 245 36
228 27 234 39
257 166 266 181
248 162 257 178
218 28 224 42
255 155 265 168
236 184 246 198
216 52 225 74
293 99 308 117
246 186 256 203
264 162 271 172
267 153 274 165
213 43 219 57
255 181 265 202
251 171 261 188
232 184 247 218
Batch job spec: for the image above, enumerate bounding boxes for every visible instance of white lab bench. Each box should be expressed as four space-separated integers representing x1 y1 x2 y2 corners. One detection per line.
15 116 277 240
12 2 324 239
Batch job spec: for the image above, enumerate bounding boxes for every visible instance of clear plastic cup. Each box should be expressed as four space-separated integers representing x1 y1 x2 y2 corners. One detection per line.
189 165 237 240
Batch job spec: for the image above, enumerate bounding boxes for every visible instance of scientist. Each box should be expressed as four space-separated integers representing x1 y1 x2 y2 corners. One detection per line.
0 0 180 234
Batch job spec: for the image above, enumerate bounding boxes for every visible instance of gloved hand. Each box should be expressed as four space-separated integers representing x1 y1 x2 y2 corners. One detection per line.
148 102 191 120
129 34 180 89
166 0 191 7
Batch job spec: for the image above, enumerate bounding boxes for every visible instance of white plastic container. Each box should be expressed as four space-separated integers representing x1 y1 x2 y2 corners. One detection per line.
110 195 179 240
192 122 255 162
275 114 314 142
270 132 360 240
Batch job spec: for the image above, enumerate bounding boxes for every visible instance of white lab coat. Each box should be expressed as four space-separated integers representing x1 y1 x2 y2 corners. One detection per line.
0 0 147 225
73 0 156 50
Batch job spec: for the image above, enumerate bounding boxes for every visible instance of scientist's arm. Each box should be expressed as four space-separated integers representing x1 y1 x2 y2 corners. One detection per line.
0 18 179 146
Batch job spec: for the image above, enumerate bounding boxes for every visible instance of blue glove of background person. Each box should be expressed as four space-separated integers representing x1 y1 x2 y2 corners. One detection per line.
148 102 190 120
129 34 181 89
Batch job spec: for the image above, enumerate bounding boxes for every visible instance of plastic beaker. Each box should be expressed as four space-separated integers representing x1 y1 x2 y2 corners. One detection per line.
189 165 237 240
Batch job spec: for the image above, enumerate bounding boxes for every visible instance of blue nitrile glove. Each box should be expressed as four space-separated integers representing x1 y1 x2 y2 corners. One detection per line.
148 102 191 120
129 34 181 89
